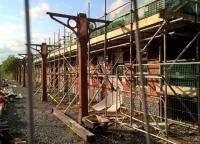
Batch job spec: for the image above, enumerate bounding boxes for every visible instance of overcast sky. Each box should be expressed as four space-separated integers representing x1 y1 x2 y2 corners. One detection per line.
0 0 130 64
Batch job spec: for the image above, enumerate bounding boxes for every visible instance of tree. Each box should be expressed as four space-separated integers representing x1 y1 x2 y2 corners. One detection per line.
0 56 19 80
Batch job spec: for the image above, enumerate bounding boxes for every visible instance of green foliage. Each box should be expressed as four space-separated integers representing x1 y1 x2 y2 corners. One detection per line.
0 55 18 80
10 128 25 138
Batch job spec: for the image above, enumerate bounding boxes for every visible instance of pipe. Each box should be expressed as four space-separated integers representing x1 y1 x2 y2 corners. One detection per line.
195 9 199 133
133 0 151 143
24 0 35 143
129 0 133 126
88 1 91 115
104 0 108 116
163 29 168 137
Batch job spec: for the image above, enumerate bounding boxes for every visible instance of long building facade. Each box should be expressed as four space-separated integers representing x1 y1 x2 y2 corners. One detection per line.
16 0 200 142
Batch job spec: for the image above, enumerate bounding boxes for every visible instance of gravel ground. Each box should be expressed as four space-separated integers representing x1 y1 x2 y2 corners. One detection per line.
5 82 84 144
3 81 147 144
9 81 200 144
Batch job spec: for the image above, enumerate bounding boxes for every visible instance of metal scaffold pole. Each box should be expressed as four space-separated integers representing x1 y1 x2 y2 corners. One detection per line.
58 29 61 93
195 34 200 131
132 0 151 143
68 32 72 103
104 0 108 116
69 32 72 65
88 1 91 112
53 32 56 89
163 29 168 138
63 26 67 95
195 0 200 132
159 40 163 121
24 0 35 143
48 37 50 92
129 0 133 126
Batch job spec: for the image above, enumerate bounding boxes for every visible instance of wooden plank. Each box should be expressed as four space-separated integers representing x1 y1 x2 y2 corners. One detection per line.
90 13 162 44
156 85 197 97
52 108 94 142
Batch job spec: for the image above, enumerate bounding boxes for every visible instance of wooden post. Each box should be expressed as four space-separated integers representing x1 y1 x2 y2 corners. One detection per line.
41 43 48 101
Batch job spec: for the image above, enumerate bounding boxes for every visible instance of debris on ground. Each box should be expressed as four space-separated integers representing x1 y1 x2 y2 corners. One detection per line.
15 93 23 99
0 95 5 118
82 115 109 132
0 80 27 144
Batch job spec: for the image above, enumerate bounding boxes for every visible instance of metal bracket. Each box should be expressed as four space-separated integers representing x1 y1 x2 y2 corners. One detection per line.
28 43 60 56
46 12 112 37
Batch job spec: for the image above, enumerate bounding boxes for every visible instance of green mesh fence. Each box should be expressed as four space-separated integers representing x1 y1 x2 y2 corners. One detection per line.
167 64 195 76
144 0 162 18
90 0 199 39
66 0 199 46
166 64 196 87
166 0 200 14
168 78 196 87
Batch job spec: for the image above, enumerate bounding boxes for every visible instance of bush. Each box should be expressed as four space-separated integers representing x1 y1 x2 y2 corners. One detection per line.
0 56 18 80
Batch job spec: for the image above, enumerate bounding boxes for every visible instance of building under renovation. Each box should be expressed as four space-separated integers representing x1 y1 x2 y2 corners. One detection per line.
16 0 200 143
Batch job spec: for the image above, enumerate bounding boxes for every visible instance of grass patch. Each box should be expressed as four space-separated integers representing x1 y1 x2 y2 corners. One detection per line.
10 128 25 138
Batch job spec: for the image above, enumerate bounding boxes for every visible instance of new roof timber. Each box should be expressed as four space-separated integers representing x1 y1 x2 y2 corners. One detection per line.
34 11 200 63
34 13 162 63
90 13 162 44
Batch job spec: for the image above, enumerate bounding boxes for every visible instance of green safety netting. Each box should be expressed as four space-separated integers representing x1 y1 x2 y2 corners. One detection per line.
61 0 199 48
90 0 199 39
168 78 196 87
167 64 196 87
